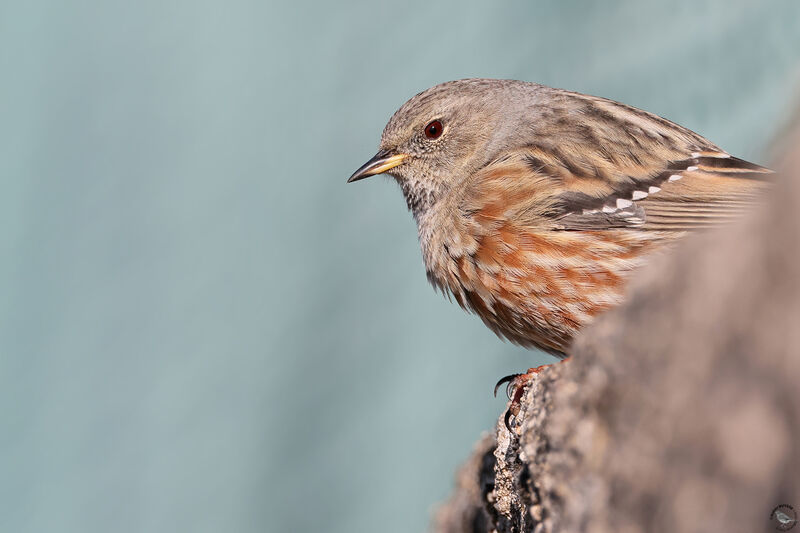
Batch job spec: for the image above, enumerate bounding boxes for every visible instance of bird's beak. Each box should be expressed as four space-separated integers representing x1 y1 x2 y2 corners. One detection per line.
347 150 408 183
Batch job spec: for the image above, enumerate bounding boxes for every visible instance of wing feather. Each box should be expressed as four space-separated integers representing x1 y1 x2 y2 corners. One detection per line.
461 144 771 233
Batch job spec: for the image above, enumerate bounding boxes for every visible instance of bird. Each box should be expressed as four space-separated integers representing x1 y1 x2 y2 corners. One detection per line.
775 510 796 527
348 79 771 425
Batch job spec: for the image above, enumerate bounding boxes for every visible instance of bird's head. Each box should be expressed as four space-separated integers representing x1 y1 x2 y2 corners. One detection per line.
348 79 541 218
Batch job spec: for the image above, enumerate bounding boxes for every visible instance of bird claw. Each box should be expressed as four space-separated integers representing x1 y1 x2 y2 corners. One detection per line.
493 373 521 400
495 362 568 432
494 372 530 432
504 409 513 432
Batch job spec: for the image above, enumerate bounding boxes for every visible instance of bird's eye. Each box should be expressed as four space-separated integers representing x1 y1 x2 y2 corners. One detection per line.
424 120 443 139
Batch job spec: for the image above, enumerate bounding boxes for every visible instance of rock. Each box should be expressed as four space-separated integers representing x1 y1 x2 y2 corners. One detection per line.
434 125 800 533
433 434 496 533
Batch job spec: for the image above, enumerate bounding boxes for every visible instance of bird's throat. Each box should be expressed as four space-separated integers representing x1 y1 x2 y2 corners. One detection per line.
399 177 441 222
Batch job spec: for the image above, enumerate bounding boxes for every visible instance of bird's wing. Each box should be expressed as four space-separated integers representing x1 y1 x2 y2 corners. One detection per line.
461 91 772 231
461 142 771 233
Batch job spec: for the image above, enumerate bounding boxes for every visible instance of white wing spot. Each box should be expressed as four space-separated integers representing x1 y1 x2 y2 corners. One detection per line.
668 174 682 182
648 186 661 194
582 208 599 215
687 166 699 172
602 205 616 213
616 198 633 209
693 151 730 158
631 190 648 200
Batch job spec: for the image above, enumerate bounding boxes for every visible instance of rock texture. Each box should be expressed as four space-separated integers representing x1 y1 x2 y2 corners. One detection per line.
434 126 800 533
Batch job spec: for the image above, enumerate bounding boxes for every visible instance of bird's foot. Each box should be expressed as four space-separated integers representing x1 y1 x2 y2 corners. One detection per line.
494 358 571 432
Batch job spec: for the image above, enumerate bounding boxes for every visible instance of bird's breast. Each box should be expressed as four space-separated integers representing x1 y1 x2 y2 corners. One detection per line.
419 211 662 352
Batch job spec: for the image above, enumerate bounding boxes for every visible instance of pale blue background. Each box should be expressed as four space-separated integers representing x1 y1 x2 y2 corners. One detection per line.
2 1 799 532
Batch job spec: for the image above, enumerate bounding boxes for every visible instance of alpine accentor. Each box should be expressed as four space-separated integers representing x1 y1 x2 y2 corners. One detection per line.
348 79 770 417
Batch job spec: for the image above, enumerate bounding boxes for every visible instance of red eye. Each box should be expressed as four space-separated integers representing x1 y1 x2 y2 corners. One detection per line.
424 120 443 139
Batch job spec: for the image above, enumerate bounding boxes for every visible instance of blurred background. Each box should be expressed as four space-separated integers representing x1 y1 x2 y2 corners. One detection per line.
1 1 799 532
